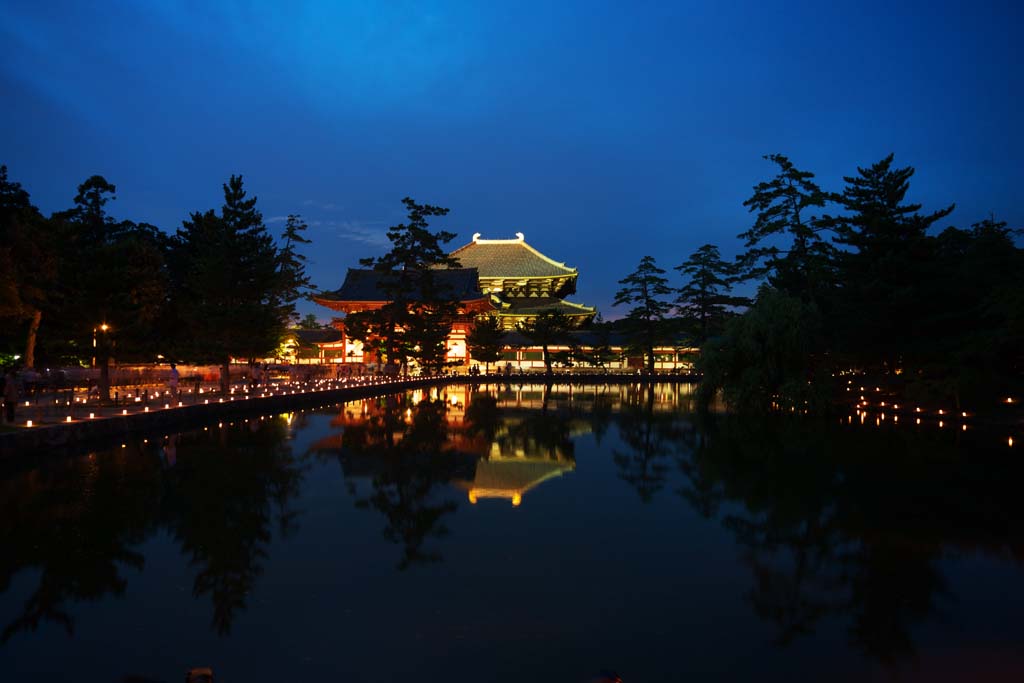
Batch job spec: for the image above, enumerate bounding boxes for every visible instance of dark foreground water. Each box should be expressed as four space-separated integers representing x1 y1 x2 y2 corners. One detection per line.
1 384 1022 682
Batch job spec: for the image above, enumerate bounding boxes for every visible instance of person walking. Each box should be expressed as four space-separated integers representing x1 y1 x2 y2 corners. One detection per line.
168 363 180 401
3 369 19 424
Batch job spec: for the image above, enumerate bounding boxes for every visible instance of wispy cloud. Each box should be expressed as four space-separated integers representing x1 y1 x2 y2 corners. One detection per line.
301 199 343 211
325 220 390 248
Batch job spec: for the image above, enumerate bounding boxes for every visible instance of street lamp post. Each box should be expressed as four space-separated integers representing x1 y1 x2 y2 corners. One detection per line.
92 323 109 368
94 323 111 402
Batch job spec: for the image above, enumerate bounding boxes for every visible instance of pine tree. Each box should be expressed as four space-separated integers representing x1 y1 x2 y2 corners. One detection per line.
466 314 504 373
298 313 322 330
517 311 572 376
345 198 462 374
739 154 837 302
173 175 286 392
277 214 312 327
46 176 168 399
675 244 749 344
830 154 954 371
613 256 673 372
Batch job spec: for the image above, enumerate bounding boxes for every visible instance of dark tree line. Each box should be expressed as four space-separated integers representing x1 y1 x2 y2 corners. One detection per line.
610 246 748 372
609 154 1022 409
702 153 1023 410
0 166 312 395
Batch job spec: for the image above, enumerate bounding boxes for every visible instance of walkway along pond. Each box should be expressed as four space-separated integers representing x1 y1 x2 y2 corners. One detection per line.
0 373 700 457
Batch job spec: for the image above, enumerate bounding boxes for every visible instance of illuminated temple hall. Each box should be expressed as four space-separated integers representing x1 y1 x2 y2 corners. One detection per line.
312 234 597 369
447 233 596 330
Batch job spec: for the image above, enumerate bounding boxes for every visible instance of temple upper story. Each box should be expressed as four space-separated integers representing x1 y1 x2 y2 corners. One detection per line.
448 232 579 298
447 233 596 328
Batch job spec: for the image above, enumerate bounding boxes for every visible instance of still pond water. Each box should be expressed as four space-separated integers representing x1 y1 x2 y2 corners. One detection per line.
1 383 1022 682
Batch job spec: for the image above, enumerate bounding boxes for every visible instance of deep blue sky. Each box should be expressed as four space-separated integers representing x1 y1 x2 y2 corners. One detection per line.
2 0 1021 318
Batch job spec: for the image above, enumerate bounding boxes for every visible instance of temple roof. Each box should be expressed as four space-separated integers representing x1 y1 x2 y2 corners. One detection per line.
292 328 343 344
316 268 487 303
500 297 596 317
449 233 578 278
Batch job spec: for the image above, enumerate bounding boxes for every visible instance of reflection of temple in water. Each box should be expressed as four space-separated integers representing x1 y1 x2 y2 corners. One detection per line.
309 385 590 505
310 383 698 506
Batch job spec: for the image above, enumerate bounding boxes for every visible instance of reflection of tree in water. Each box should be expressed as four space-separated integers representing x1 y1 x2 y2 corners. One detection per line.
612 384 689 502
0 418 305 640
0 448 161 642
463 390 500 443
587 387 616 445
676 416 1024 667
343 397 465 570
163 419 304 635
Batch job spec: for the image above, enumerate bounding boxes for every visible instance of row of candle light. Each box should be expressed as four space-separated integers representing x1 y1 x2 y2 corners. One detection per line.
18 375 424 428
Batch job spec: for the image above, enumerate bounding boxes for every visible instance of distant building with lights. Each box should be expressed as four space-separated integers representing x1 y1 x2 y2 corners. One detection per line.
448 233 596 329
312 233 694 372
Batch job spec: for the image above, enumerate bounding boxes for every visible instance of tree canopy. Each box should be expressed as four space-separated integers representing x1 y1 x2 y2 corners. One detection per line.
345 198 463 374
675 243 749 344
613 255 674 372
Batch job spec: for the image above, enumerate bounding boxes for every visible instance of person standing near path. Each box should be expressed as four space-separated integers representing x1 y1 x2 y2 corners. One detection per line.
3 369 19 424
168 363 180 400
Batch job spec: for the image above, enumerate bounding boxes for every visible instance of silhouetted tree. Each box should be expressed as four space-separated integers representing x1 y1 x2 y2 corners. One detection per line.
830 154 954 371
276 214 313 327
700 288 829 412
466 314 504 372
739 154 838 303
613 255 673 372
345 198 462 374
298 313 323 329
172 176 284 392
49 176 168 399
517 310 573 376
675 243 749 344
0 165 53 368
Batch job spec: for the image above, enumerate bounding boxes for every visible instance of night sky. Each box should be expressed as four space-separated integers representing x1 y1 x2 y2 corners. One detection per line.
2 1 1021 319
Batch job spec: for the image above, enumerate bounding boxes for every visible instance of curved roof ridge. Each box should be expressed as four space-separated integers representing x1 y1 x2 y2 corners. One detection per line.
449 233 578 276
517 240 575 272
